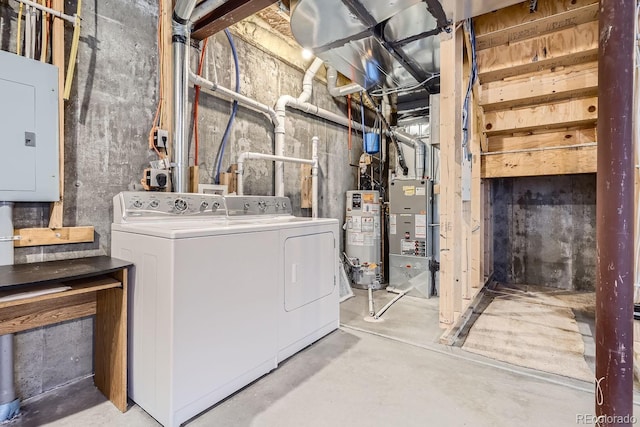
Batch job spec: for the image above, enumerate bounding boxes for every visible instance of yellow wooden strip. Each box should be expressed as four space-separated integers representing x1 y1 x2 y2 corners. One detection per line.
481 145 597 178
14 226 95 247
477 21 598 84
49 0 65 228
300 164 313 209
479 62 598 111
483 96 598 136
475 3 598 50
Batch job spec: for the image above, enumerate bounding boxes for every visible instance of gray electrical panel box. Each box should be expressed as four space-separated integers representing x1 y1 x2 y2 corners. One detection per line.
0 50 59 202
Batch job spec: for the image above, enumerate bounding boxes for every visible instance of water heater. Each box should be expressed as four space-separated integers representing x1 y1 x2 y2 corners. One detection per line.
345 190 382 289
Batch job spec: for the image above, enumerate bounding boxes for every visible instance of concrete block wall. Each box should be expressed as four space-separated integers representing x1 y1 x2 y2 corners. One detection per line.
0 0 358 401
492 174 597 291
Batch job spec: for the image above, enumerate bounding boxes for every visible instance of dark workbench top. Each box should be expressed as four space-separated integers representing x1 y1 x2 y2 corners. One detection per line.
0 256 132 290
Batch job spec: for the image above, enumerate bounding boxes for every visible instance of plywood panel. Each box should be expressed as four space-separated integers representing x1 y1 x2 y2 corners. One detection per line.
475 3 598 50
477 21 598 83
483 96 598 136
474 0 599 36
481 145 597 178
479 62 598 111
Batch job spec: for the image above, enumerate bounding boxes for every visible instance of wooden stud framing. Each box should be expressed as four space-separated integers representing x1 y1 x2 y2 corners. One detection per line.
486 128 597 153
439 27 464 326
14 226 95 247
300 164 312 209
49 0 65 229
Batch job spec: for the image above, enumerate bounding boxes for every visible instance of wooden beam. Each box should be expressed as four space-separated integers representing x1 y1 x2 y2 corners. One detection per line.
49 0 65 229
192 0 278 41
300 164 312 209
475 3 599 50
160 0 173 167
14 226 95 247
439 27 464 326
487 128 597 152
479 62 598 111
481 145 597 178
483 96 598 136
473 0 598 36
477 21 599 83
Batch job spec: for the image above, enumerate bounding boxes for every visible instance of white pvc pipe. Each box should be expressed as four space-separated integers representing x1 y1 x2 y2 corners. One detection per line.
236 152 314 196
0 202 16 417
15 0 76 23
298 57 324 103
191 0 227 23
190 71 278 124
311 136 319 219
326 66 363 97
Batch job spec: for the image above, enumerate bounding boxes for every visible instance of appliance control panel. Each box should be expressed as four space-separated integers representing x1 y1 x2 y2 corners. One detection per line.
113 192 227 222
225 196 292 217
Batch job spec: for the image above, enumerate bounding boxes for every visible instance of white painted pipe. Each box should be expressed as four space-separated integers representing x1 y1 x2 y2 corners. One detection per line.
311 136 319 219
326 66 363 97
236 152 313 196
298 57 324 103
190 70 278 124
15 0 76 23
0 202 18 420
191 0 227 23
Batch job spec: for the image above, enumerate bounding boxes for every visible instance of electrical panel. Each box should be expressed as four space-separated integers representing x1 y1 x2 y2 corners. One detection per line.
0 50 59 202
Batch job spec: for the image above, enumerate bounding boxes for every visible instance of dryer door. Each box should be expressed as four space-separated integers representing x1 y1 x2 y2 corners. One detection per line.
284 231 335 311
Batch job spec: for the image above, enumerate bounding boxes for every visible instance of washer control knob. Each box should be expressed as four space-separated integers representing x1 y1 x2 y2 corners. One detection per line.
212 201 220 210
200 201 209 210
174 198 188 212
258 200 267 211
133 200 143 209
275 202 280 208
282 201 287 208
149 200 159 209
244 202 250 210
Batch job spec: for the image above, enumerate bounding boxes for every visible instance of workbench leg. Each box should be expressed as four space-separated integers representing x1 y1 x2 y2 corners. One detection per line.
94 269 128 412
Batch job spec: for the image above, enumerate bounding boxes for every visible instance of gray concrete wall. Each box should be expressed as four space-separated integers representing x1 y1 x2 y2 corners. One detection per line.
492 174 596 291
1 1 358 401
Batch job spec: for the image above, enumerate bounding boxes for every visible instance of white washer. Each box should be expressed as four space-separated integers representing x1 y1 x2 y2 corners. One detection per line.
111 192 338 427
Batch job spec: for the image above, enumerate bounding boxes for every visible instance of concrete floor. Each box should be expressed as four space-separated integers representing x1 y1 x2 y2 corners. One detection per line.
8 285 636 427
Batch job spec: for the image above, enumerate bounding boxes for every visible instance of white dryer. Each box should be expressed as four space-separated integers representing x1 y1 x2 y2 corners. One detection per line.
111 192 338 427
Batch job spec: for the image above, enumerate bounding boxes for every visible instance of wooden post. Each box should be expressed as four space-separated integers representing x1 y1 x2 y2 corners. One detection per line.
439 26 464 326
48 0 65 229
161 0 173 191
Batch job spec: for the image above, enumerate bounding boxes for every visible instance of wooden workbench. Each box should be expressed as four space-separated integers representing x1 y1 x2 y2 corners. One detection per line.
0 256 132 412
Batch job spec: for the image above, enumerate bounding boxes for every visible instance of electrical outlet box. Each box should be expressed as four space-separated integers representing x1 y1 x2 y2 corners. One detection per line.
0 50 59 202
145 169 169 189
154 129 169 149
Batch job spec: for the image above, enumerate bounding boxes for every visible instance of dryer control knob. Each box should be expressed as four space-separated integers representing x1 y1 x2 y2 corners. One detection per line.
174 198 188 212
212 201 220 210
244 202 250 210
200 201 209 210
258 200 267 210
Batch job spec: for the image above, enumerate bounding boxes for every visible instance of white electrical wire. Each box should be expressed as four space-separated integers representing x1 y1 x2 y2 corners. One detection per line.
369 74 439 97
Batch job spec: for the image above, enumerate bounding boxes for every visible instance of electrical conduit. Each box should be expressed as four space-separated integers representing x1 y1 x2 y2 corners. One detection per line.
0 202 19 422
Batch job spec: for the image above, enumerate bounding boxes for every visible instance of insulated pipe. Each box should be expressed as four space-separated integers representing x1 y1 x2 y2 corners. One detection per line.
191 0 227 23
236 152 314 197
298 57 324 103
172 0 197 193
389 130 426 179
190 70 278 124
0 202 18 422
595 0 635 421
311 136 319 219
326 66 363 97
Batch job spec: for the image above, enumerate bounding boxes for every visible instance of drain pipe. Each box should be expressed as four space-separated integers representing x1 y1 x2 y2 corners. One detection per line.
0 202 19 422
326 66 363 97
298 58 324 103
388 130 426 179
311 136 319 218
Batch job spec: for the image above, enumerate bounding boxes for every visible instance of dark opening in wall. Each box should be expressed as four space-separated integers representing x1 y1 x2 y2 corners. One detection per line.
492 174 596 291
